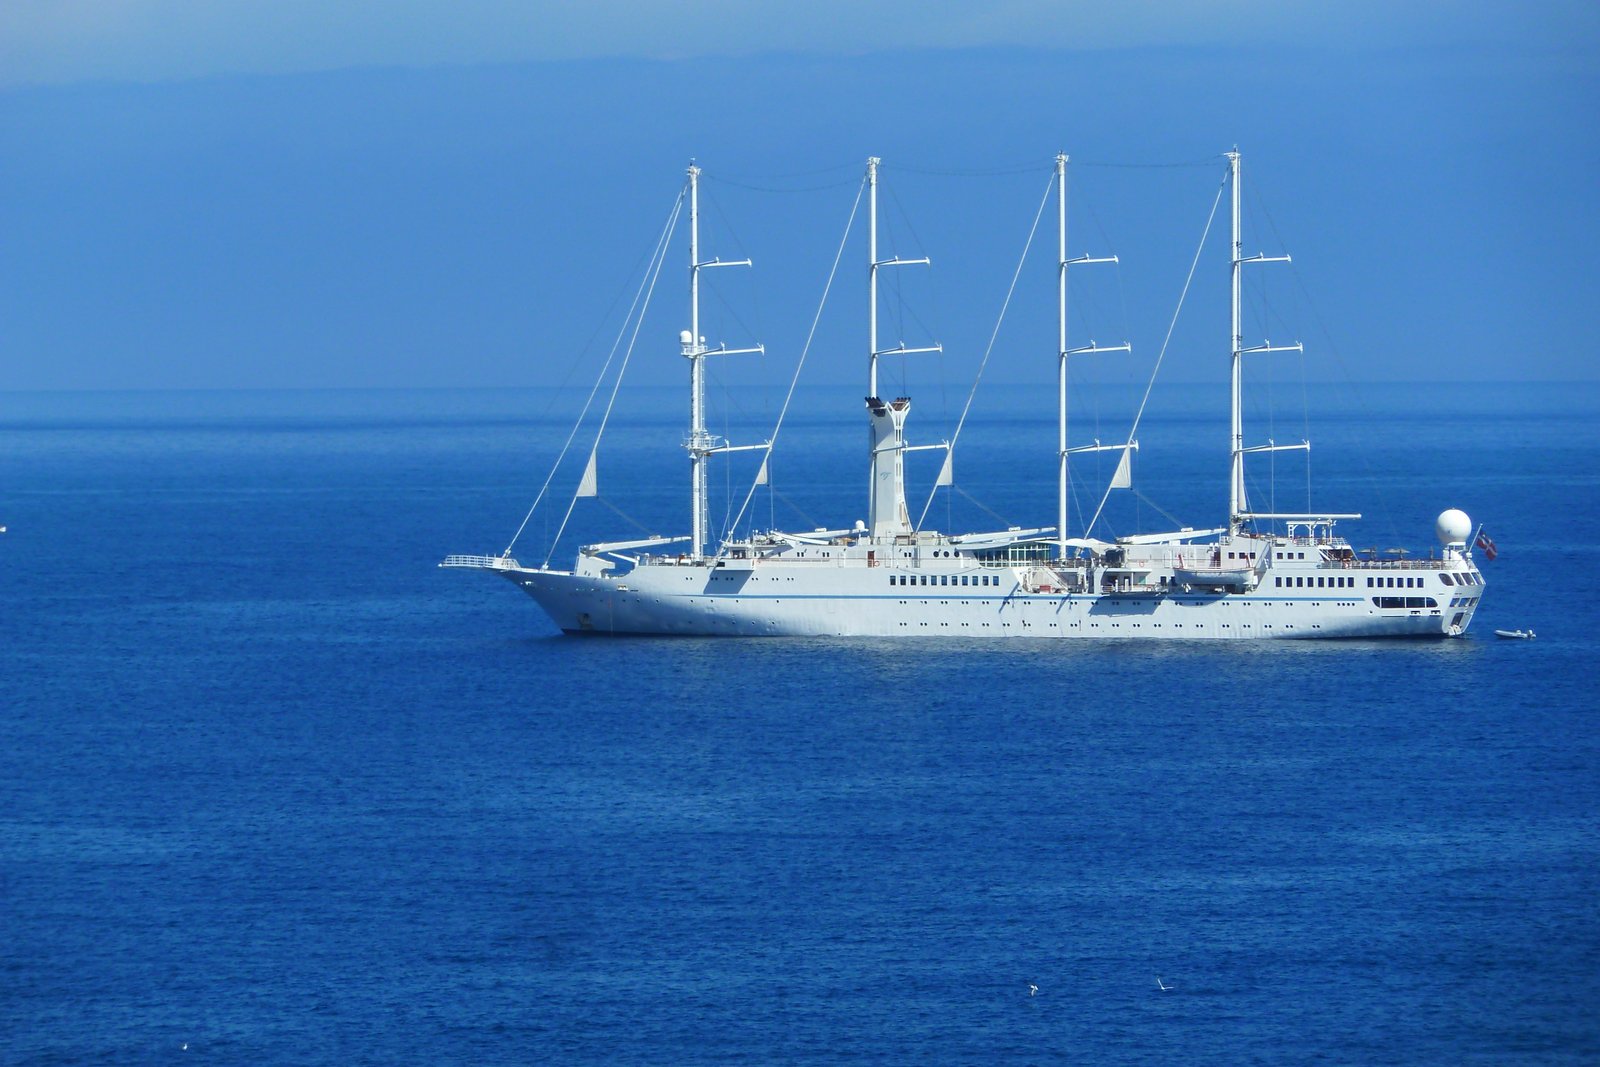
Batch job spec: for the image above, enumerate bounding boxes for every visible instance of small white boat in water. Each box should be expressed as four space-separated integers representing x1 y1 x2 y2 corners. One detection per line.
1494 629 1535 639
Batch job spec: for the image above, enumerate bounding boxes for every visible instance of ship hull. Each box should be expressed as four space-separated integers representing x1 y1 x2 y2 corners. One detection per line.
498 562 1474 640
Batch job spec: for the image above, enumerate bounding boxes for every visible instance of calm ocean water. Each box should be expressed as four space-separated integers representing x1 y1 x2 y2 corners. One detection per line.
2 382 1597 1064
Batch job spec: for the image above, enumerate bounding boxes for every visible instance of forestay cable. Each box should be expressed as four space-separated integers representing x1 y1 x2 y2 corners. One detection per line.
540 191 687 568
718 178 866 553
914 170 1054 532
1084 166 1227 538
505 190 689 560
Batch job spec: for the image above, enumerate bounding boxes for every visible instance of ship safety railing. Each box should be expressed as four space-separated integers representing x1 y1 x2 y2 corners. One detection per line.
1325 557 1449 570
439 554 523 571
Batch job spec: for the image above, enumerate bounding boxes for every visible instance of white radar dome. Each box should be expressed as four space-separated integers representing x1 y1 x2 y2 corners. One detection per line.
1436 508 1471 545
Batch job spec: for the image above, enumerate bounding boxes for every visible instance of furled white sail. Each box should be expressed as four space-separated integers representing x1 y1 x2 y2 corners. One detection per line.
576 450 598 498
1110 446 1132 489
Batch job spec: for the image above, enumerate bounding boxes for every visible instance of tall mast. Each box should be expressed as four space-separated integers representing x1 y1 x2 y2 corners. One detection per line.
682 161 761 560
688 163 709 559
1227 148 1303 534
1228 149 1244 529
1056 153 1128 558
864 157 937 540
869 158 880 399
1057 155 1067 560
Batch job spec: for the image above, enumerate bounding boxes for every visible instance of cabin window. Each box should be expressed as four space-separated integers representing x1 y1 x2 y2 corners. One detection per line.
1275 577 1282 587
1441 573 1454 586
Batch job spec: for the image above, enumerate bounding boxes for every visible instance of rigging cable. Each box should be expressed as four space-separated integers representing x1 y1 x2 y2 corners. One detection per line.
718 177 867 557
505 188 688 560
913 169 1055 532
1084 165 1229 538
540 190 687 568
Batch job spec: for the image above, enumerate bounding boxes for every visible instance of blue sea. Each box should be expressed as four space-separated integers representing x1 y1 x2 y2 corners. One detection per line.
2 382 1597 1064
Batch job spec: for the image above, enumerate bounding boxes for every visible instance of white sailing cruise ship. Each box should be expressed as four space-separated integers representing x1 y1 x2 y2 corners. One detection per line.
444 151 1486 639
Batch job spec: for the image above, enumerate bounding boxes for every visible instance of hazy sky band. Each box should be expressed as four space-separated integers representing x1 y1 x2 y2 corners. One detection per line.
1 1 1596 390
5 1 1596 88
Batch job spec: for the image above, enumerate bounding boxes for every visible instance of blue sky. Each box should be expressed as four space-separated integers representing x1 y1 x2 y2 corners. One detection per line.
2 2 1596 390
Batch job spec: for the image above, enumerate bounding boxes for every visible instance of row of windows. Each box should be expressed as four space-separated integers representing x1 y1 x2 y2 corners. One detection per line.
1373 596 1438 609
890 573 999 588
1370 575 1425 588
1276 575 1355 588
1449 596 1481 608
1440 571 1482 586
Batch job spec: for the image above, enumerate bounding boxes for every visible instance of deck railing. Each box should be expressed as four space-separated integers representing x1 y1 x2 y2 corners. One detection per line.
439 554 522 570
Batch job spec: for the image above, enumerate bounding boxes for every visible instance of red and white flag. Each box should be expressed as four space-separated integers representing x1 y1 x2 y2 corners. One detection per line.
1475 530 1498 561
